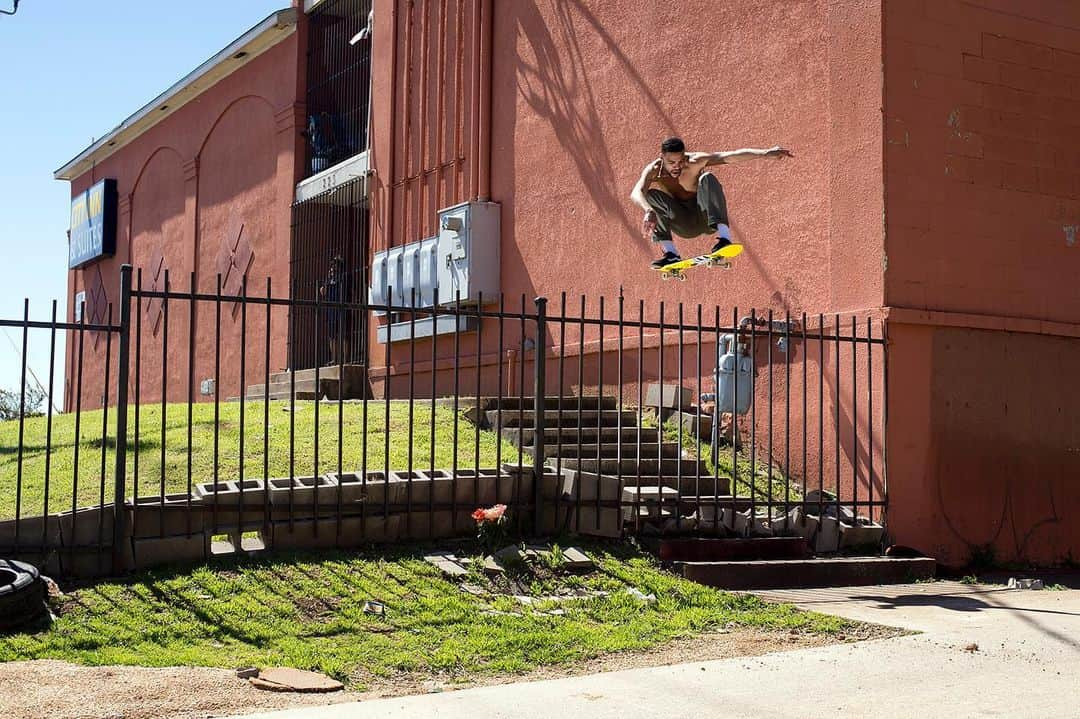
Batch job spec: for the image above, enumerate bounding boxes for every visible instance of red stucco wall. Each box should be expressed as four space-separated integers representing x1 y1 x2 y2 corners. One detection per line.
367 0 885 502
64 29 306 411
883 0 1080 565
493 0 884 314
371 0 885 313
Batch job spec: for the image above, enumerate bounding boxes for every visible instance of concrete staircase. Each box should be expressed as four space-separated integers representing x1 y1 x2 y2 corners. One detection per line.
239 364 370 401
482 395 733 536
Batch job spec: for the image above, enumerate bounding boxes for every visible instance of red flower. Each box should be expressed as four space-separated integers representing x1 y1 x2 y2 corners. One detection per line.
471 508 487 521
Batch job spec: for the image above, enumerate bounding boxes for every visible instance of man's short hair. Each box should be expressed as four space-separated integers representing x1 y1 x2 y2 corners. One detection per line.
660 137 685 154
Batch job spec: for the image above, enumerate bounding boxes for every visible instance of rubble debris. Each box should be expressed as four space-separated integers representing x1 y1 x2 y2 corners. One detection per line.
562 546 594 570
1007 578 1044 590
424 551 469 577
361 600 386 616
626 587 657 603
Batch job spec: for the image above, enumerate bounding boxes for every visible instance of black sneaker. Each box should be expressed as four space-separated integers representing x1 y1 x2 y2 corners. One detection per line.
710 237 732 254
651 251 681 268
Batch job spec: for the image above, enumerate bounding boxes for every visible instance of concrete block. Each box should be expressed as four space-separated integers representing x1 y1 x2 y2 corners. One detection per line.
645 383 693 410
815 515 840 553
839 519 885 549
780 506 820 542
691 504 730 534
561 546 594 570
803 490 856 522
270 521 340 550
326 472 368 503
132 533 207 568
129 494 204 539
267 475 337 506
678 410 713 440
424 552 469 577
56 506 113 548
395 472 451 507
0 513 60 551
334 514 402 544
401 510 473 540
333 471 399 506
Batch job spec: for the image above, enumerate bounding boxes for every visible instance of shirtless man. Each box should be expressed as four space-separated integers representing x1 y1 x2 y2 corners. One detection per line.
630 137 792 268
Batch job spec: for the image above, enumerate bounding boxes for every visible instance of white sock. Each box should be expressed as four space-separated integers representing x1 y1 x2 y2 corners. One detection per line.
716 224 732 241
660 239 678 254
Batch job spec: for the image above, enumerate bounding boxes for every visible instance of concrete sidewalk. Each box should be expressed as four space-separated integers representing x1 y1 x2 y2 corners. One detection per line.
239 581 1080 719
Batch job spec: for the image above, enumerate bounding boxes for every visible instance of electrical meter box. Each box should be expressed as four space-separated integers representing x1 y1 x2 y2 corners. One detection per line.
715 333 754 415
436 201 500 305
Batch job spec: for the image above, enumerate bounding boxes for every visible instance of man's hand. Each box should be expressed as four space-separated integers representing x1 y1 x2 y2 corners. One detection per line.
641 210 658 240
766 146 794 159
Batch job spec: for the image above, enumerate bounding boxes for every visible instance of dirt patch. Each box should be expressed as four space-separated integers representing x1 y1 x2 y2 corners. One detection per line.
291 594 341 623
0 625 902 719
0 660 358 719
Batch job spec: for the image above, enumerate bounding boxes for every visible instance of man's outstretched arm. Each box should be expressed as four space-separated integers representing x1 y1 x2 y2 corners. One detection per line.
630 158 661 212
696 146 793 166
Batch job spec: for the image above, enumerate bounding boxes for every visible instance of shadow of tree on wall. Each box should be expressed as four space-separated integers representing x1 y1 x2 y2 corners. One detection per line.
508 0 678 237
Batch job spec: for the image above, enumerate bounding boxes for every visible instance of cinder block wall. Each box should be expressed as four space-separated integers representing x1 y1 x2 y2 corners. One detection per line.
883 0 1080 567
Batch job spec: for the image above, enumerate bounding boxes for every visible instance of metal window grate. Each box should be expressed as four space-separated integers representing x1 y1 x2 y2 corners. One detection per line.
289 177 369 370
304 0 373 178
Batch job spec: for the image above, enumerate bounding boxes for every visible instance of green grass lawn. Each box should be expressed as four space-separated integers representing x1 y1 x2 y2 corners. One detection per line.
642 411 803 502
0 401 519 520
0 544 858 687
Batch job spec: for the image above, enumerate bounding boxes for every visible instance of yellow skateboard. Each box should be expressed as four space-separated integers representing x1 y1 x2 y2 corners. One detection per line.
654 243 744 281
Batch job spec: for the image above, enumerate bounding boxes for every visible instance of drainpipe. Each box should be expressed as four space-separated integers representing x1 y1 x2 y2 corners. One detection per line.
470 0 482 200
477 0 494 201
385 1 400 254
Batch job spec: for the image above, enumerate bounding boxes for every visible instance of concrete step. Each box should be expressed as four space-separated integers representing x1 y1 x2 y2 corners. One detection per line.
488 409 638 428
675 556 937 591
559 457 706 476
245 378 341 401
270 364 366 385
534 442 681 459
658 537 812 562
563 470 731 497
478 396 619 411
503 426 663 446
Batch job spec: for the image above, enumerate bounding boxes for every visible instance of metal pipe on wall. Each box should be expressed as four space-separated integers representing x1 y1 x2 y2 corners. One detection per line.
403 0 415 248
470 0 481 200
419 0 431 239
435 0 448 213
384 1 399 254
478 0 493 201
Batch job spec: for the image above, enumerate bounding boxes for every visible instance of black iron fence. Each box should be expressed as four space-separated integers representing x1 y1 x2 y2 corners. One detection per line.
0 267 886 577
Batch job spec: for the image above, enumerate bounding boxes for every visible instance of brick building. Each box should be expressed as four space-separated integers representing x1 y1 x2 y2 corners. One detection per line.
57 0 1080 566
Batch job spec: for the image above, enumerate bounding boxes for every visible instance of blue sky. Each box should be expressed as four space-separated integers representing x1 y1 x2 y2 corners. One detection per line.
0 0 285 408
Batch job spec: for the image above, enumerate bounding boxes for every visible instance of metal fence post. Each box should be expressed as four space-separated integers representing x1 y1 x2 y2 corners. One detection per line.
112 264 133 574
532 296 548 535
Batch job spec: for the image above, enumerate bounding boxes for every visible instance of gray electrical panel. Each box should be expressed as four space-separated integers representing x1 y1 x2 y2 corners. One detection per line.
436 201 500 305
368 201 501 342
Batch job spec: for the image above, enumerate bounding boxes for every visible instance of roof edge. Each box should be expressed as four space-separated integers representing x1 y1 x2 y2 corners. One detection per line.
54 7 297 182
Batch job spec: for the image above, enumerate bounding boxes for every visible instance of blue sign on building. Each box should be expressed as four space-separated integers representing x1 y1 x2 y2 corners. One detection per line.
68 178 118 269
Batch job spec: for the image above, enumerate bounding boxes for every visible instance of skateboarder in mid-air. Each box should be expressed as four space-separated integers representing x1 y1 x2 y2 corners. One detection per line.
630 137 792 268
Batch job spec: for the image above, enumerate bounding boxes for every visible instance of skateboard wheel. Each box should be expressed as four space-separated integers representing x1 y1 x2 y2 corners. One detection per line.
676 273 687 282
660 272 671 281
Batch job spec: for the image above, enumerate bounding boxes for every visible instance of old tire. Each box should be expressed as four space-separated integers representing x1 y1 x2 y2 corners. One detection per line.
0 559 48 632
